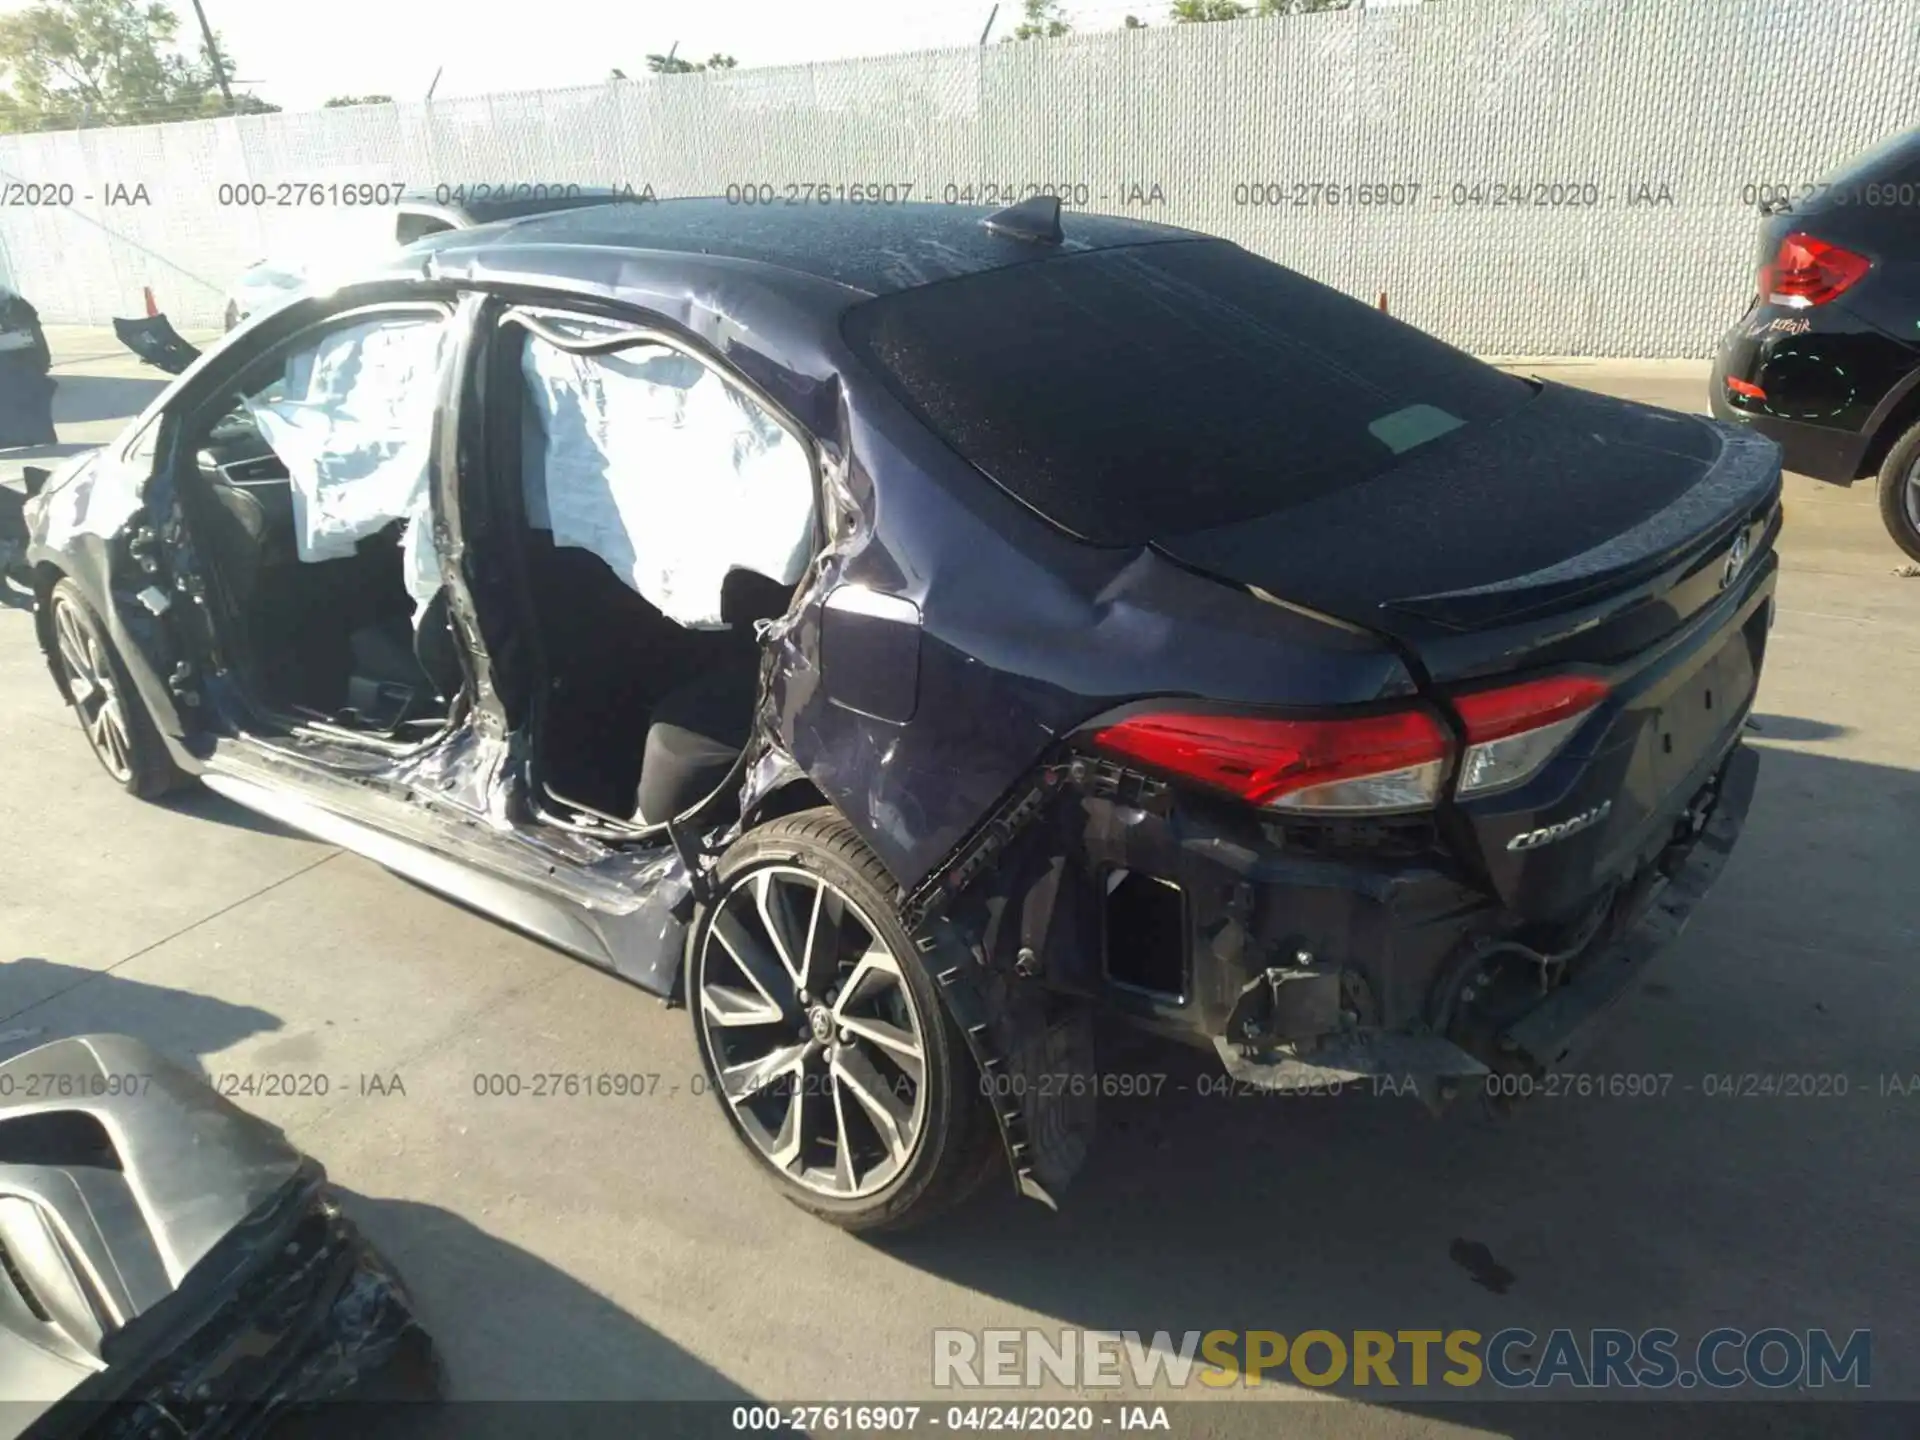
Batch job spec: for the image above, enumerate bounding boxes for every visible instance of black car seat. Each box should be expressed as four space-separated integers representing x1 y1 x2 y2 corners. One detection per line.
630 570 793 826
345 589 461 725
633 661 760 825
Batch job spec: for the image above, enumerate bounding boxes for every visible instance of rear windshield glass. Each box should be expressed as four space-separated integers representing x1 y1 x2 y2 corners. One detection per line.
842 239 1533 546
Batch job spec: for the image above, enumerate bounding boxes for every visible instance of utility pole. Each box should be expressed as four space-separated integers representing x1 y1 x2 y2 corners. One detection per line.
186 0 235 108
979 4 999 44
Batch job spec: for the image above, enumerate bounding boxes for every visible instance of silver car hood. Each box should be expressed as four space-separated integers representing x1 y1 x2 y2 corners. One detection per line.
0 1036 302 1419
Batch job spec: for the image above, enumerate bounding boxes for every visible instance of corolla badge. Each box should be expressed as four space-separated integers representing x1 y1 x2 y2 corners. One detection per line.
1507 800 1612 852
1720 531 1752 591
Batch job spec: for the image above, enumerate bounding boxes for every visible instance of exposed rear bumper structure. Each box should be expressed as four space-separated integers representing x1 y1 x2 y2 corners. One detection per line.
1213 741 1759 1100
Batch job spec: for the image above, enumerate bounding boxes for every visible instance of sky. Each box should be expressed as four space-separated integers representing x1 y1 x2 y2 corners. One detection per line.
3 0 1184 112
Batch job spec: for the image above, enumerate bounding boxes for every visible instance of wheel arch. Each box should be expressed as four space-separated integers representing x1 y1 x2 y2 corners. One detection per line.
1858 367 1920 480
31 560 74 700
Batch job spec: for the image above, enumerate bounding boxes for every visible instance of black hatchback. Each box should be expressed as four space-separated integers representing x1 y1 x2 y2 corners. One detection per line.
1711 125 1920 561
6 197 1776 1232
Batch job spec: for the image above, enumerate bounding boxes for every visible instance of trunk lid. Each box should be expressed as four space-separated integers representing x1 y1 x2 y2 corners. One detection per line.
1157 383 1782 918
1154 382 1781 685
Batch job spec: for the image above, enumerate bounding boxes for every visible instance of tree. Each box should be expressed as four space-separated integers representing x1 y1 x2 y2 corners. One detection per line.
1172 0 1250 18
324 93 394 107
644 50 739 74
1174 0 1353 17
0 0 272 131
1005 0 1070 41
1124 14 1149 26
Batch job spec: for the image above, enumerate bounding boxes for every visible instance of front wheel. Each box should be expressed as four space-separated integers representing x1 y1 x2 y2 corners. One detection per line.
1874 421 1920 563
47 578 187 798
687 809 1001 1232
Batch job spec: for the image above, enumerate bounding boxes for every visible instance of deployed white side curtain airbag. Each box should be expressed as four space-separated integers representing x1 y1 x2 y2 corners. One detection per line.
244 316 449 618
520 336 816 629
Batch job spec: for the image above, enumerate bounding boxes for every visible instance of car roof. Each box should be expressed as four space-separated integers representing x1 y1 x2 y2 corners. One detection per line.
416 196 1206 298
396 186 643 226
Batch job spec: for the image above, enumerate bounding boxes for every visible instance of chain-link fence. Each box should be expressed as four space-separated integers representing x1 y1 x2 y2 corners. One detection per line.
1 0 1914 355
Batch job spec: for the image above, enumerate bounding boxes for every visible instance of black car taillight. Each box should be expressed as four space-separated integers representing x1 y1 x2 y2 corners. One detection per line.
1758 232 1871 308
1089 708 1452 815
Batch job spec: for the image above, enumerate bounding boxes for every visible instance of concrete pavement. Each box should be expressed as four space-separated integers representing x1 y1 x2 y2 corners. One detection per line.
1 332 1914 1435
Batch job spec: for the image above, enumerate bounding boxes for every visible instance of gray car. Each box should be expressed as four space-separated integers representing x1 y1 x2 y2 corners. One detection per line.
0 1035 438 1433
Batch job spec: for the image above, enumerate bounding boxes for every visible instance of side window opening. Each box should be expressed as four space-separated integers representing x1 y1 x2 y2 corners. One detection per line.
185 309 458 742
501 311 817 834
518 330 816 627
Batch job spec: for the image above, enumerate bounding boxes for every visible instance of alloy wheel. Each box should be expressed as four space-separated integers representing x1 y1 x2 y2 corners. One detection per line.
1906 456 1920 532
52 595 134 784
696 865 930 1199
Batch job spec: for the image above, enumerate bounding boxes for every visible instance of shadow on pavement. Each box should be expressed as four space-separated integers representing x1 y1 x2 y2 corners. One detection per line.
0 954 284 1063
1748 712 1853 743
873 738 1915 1434
48 373 166 425
336 1191 759 1412
159 780 309 839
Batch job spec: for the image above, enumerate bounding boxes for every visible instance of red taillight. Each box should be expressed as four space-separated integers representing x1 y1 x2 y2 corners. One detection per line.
1725 377 1766 401
1452 674 1611 797
1758 232 1871 308
1089 708 1451 815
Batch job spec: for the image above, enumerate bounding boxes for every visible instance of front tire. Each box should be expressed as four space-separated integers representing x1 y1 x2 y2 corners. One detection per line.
688 809 1000 1232
47 579 187 799
1874 421 1920 563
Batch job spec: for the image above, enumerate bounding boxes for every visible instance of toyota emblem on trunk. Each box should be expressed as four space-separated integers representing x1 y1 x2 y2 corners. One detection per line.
1720 532 1752 590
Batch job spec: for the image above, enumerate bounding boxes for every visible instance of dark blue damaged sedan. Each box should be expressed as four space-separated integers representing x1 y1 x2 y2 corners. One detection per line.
3 197 1777 1231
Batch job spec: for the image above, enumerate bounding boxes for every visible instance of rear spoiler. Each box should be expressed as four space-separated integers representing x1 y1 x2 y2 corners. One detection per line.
1384 427 1781 631
113 314 200 375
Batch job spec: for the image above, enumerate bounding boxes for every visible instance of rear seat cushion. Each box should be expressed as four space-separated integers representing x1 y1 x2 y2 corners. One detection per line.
634 662 760 825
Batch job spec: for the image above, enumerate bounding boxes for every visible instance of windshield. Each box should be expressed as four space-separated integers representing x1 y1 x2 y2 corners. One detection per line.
842 239 1532 547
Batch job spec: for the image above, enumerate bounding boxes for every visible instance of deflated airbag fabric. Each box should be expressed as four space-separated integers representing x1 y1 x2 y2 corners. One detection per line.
243 316 448 616
520 337 816 629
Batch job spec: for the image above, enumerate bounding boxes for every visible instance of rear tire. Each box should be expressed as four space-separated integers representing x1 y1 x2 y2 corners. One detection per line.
47 578 188 799
1875 422 1920 563
687 808 1002 1233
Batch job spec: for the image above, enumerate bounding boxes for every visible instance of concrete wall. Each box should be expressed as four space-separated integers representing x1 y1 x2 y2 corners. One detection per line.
0 0 1914 354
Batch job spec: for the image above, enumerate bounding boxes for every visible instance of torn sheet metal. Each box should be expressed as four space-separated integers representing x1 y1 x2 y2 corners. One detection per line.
520 335 816 629
244 314 449 617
